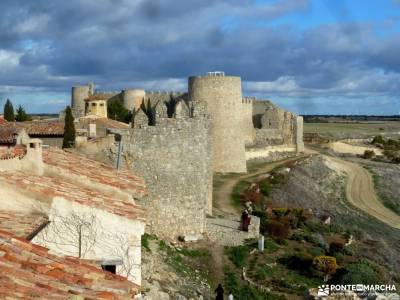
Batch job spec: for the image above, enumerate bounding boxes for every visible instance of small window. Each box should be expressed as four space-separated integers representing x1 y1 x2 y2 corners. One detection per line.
101 265 116 274
100 103 104 106
92 103 96 106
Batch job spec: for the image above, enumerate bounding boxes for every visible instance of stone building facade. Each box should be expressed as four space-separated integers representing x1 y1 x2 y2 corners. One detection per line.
71 73 304 239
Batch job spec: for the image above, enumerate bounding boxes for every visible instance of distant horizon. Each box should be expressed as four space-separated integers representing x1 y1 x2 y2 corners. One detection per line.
1 0 400 115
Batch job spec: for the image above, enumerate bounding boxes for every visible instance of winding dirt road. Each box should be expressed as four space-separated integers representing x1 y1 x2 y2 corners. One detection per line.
325 156 400 229
213 156 307 216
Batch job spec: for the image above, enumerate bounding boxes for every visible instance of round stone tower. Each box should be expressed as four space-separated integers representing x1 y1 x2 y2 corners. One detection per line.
188 73 247 173
122 89 146 111
71 85 90 112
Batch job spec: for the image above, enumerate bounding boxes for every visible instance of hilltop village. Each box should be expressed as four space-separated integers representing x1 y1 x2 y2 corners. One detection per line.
0 72 306 298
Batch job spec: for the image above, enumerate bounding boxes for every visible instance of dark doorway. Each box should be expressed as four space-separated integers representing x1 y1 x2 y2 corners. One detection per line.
101 265 116 274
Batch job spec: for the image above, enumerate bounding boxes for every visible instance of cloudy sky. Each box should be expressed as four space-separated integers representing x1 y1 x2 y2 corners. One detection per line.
0 0 399 115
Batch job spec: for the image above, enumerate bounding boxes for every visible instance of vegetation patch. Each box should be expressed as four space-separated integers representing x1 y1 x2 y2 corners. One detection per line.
158 240 211 283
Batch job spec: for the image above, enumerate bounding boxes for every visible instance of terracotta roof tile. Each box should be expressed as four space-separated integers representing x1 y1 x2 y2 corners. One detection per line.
0 127 18 144
0 144 27 159
0 121 64 136
0 230 139 299
0 211 48 239
43 148 145 197
0 171 146 222
78 116 130 130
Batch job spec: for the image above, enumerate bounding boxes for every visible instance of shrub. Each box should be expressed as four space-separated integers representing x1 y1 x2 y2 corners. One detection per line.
266 219 291 240
313 256 337 282
279 251 314 271
259 180 272 196
372 135 385 144
340 260 381 285
227 245 248 268
252 210 268 233
224 268 285 300
363 150 375 159
329 240 346 255
309 247 325 257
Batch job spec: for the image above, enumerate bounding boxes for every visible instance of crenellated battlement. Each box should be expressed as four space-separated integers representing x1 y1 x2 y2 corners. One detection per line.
242 97 255 104
93 91 121 96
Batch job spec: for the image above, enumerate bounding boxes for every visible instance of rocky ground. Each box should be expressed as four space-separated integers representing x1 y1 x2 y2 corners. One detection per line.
270 155 400 276
140 237 212 300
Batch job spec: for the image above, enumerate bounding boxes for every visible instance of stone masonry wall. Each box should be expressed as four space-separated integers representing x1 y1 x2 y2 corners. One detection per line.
121 108 212 240
242 97 255 146
188 75 247 173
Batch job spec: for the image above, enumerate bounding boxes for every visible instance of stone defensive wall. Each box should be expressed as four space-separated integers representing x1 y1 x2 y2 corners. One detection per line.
242 97 255 146
188 75 247 173
244 100 304 160
120 101 213 240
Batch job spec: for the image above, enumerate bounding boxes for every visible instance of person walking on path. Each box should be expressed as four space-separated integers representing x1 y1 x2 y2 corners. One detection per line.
215 283 224 300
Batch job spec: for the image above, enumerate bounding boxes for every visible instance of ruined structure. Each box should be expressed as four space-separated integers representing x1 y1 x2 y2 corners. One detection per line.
70 72 304 239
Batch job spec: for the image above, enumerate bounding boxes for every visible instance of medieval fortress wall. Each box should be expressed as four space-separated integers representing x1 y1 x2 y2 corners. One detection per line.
71 73 303 239
116 101 212 239
188 75 247 173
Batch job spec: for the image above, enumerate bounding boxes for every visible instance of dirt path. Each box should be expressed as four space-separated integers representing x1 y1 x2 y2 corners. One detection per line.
213 155 307 217
325 156 400 229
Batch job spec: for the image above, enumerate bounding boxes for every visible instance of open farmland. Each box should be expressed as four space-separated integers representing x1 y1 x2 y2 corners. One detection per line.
304 121 400 140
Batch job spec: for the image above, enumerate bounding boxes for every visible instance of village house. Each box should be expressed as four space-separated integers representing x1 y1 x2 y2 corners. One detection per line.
0 137 147 288
0 230 139 299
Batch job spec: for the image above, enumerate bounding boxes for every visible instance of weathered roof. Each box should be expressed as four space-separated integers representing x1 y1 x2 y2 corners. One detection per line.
85 94 114 101
0 121 64 137
78 116 130 130
0 230 139 299
0 127 18 144
43 148 144 197
0 211 48 240
0 170 146 222
0 144 26 160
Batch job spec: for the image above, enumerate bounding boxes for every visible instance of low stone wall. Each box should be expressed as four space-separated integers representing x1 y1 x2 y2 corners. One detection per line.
246 145 297 161
206 216 260 247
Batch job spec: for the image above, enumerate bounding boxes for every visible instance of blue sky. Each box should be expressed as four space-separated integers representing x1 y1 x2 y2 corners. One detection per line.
0 0 399 115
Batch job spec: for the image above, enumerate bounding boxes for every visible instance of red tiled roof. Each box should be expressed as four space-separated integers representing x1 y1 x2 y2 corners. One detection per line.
78 116 130 130
0 116 6 125
95 117 130 129
0 230 139 299
0 144 27 160
0 121 64 136
43 148 145 197
0 211 48 239
0 127 18 144
0 171 146 222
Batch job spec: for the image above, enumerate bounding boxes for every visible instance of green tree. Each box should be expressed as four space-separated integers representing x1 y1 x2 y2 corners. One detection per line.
15 105 31 122
3 99 15 121
107 99 130 123
62 106 75 149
